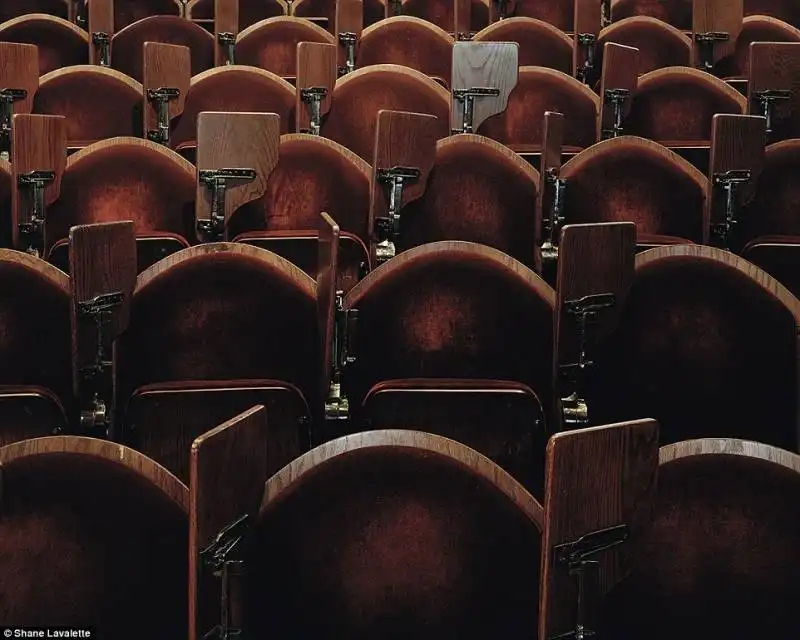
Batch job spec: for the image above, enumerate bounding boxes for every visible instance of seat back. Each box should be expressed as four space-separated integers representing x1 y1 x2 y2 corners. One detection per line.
0 0 70 22
188 0 284 30
596 16 692 77
499 0 574 31
741 237 800 297
611 0 692 30
748 41 800 143
473 17 573 73
745 0 800 25
0 14 89 75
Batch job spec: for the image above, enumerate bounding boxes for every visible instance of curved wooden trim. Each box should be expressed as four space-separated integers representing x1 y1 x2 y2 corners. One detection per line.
0 249 70 290
635 66 748 112
237 15 337 44
261 429 544 526
0 435 190 511
598 15 692 48
345 240 556 309
438 133 540 183
741 14 800 40
135 241 317 298
362 15 454 43
660 437 800 473
113 13 216 43
280 133 371 178
333 63 451 104
635 244 800 325
474 16 574 49
561 135 708 191
66 136 196 175
765 137 800 158
39 64 143 95
518 66 602 109
189 64 296 95
0 157 10 178
0 13 90 42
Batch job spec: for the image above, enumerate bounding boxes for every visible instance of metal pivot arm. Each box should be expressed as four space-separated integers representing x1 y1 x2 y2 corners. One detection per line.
326 292 358 421
200 514 250 640
601 88 630 139
753 89 792 136
559 292 616 428
374 166 420 263
197 169 257 241
452 87 501 133
711 169 751 249
540 169 566 265
17 170 56 257
549 524 630 640
694 32 729 73
146 87 180 145
300 87 328 135
575 34 597 85
92 32 111 66
338 33 357 76
218 32 236 65
0 88 27 158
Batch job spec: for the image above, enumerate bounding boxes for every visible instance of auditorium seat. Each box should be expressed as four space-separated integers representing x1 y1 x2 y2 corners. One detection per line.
596 16 692 77
0 14 88 74
0 0 70 22
720 15 800 79
396 0 489 34
187 0 283 30
86 0 182 30
501 0 574 32
473 18 572 73
610 0 692 31
745 0 800 27
741 237 800 297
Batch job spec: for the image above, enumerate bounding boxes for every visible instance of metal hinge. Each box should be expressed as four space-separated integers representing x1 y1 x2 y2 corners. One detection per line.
452 87 500 134
300 87 328 135
197 168 257 241
146 87 180 145
711 168 751 249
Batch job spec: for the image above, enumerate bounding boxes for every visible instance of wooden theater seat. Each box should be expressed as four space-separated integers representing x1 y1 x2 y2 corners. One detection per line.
357 17 454 85
0 14 89 75
473 17 573 73
742 236 800 297
601 439 800 638
493 0 574 32
626 66 747 146
85 0 182 30
590 246 800 451
236 16 337 80
559 136 708 244
45 138 195 271
0 0 70 22
745 0 800 26
0 436 188 636
596 17 692 77
478 67 600 153
321 64 451 162
611 0 693 30
394 0 489 34
721 15 800 78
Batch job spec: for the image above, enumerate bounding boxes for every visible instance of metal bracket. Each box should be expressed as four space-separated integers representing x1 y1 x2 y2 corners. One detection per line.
325 291 357 422
146 87 180 146
711 169 751 249
389 0 402 15
549 524 630 640
300 87 328 135
452 87 501 134
218 32 236 65
494 0 509 19
338 32 357 76
0 88 27 158
694 31 729 73
197 168 257 241
540 169 566 267
17 170 55 257
92 32 111 67
601 88 630 139
374 166 420 263
753 89 792 136
200 514 249 640
575 34 597 85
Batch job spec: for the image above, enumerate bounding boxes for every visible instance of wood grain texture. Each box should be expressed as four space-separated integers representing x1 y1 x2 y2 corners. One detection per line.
573 0 601 77
539 419 659 638
69 221 137 396
748 42 800 141
214 0 238 65
0 42 38 115
88 0 114 65
296 42 337 132
451 41 518 132
598 42 639 140
317 212 339 400
535 110 564 262
142 42 190 136
196 111 280 238
10 114 67 251
692 0 743 66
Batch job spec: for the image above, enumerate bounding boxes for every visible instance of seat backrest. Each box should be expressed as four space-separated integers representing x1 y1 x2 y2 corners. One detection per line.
727 14 800 78
745 0 800 26
0 14 89 75
95 0 182 30
188 0 284 29
596 16 692 77
507 0 574 31
0 436 188 636
248 429 543 638
742 237 800 298
473 17 573 73
610 0 693 30
0 0 70 22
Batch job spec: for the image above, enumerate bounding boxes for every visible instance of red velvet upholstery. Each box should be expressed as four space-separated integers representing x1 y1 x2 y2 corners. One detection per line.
0 440 188 637
510 0 573 31
0 0 68 21
0 15 88 75
236 17 336 79
478 67 600 152
357 17 453 85
473 18 572 72
399 0 490 33
560 137 707 241
46 138 195 253
590 248 799 450
188 0 284 29
596 17 692 76
111 15 215 82
627 67 747 145
115 244 319 412
170 66 295 149
0 161 11 249
601 444 800 638
249 432 542 638
343 242 555 413
611 0 692 30
398 135 540 267
745 0 800 26
719 15 800 78
742 237 800 298
34 66 143 146
322 64 451 162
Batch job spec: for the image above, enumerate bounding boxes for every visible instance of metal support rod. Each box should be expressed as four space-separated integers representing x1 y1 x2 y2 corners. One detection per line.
146 87 180 146
0 89 27 159
540 169 566 264
601 88 629 139
452 87 501 133
197 169 257 241
17 170 55 257
92 32 111 66
576 34 596 85
711 169 751 249
338 33 357 76
694 32 729 73
374 166 420 263
300 87 328 135
754 89 792 136
218 33 236 65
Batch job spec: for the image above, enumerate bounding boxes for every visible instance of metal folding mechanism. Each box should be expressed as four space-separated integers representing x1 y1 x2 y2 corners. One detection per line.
711 169 751 249
752 89 792 136
300 87 328 135
694 31 729 73
559 293 616 428
374 165 420 263
601 89 629 139
452 88 501 133
338 32 357 76
549 524 630 640
92 31 111 66
200 514 249 640
77 291 124 436
17 170 55 256
146 87 181 145
575 34 597 85
540 169 567 266
218 32 236 65
197 168 257 241
0 88 27 158
325 292 358 422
